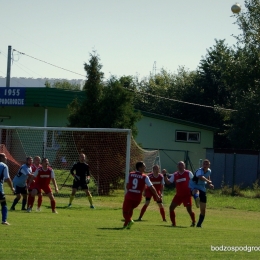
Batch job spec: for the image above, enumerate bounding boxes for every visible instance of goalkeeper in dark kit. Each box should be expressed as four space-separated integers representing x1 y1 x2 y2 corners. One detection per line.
68 153 94 209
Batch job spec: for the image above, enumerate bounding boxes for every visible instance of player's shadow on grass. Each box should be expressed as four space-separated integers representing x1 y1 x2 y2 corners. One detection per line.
120 219 148 222
46 205 67 209
160 225 187 228
97 227 125 231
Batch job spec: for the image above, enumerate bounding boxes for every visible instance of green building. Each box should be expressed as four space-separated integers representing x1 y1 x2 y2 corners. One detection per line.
0 87 216 172
135 111 216 172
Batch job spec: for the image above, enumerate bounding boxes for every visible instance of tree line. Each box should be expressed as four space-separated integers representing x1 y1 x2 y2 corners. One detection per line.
52 0 260 150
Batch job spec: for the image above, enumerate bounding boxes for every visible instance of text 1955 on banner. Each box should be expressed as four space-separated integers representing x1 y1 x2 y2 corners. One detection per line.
0 88 25 106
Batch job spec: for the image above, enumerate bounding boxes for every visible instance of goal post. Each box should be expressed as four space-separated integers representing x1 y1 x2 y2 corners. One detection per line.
0 126 160 197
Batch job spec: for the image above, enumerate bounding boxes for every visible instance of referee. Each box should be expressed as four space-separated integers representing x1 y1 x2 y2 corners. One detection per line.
68 153 94 208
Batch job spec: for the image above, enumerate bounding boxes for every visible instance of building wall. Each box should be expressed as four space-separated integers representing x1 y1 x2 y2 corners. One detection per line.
0 107 69 162
135 116 214 173
0 107 69 127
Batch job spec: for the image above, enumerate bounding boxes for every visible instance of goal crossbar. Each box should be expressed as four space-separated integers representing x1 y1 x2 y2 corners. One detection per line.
0 125 131 133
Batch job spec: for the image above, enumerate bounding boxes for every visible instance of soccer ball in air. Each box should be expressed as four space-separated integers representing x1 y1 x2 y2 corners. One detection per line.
231 3 241 14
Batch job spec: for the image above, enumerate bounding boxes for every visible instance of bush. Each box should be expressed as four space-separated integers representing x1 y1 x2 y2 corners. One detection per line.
252 179 260 198
221 182 244 197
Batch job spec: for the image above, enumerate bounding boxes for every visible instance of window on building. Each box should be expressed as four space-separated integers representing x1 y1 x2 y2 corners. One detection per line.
176 131 200 143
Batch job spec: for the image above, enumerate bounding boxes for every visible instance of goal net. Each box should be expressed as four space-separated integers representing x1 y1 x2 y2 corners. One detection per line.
0 126 159 197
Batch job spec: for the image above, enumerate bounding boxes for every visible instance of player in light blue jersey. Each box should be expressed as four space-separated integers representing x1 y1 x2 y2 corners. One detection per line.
0 153 15 225
10 157 33 211
189 159 214 227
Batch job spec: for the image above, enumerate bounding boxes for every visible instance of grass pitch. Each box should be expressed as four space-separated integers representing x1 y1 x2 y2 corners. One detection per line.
2 190 260 260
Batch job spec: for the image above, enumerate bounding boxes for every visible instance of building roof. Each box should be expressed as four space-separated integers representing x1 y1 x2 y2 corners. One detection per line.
25 87 85 108
139 111 218 132
0 77 84 88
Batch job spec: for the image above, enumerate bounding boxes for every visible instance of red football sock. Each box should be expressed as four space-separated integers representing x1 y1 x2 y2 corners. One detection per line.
189 211 195 223
28 195 35 209
160 207 166 220
123 211 130 226
170 211 176 226
38 195 43 208
51 199 56 211
129 209 133 220
139 204 148 218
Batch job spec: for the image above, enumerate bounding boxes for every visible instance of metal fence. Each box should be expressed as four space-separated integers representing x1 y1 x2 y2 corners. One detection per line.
206 148 260 189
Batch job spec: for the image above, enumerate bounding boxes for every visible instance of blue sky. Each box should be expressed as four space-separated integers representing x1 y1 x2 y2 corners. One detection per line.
0 0 243 82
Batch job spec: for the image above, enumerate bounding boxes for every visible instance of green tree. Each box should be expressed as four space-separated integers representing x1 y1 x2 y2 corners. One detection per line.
234 0 260 48
101 76 141 136
45 80 81 90
197 40 237 108
133 68 197 118
68 53 104 128
134 69 174 115
227 89 260 149
227 0 260 149
68 52 140 133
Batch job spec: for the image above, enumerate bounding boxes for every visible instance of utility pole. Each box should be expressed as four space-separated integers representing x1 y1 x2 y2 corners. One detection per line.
153 61 156 76
6 45 12 87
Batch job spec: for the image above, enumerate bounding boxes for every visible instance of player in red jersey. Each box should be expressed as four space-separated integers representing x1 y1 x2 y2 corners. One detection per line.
27 158 59 213
27 156 43 211
163 161 196 227
138 165 166 221
122 161 161 229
